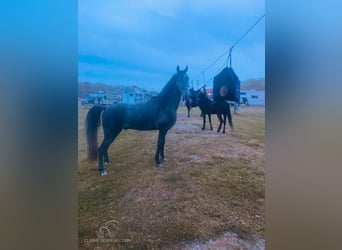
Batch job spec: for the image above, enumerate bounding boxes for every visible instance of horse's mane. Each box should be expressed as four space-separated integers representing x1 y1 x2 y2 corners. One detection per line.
148 74 178 104
199 91 213 103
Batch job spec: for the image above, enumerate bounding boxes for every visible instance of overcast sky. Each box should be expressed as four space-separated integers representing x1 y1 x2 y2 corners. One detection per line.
78 0 265 91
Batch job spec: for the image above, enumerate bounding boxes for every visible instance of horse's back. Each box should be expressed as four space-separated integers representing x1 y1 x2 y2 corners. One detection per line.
103 103 159 131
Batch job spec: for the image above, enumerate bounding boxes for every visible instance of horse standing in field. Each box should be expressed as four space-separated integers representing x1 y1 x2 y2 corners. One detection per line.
198 90 233 133
85 66 190 176
184 87 201 118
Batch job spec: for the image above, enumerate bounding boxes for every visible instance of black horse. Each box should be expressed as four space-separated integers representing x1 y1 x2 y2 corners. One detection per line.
198 90 233 133
85 66 190 175
184 87 201 118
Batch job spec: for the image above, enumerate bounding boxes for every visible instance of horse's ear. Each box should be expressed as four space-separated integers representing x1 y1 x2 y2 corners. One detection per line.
177 65 180 73
184 65 188 72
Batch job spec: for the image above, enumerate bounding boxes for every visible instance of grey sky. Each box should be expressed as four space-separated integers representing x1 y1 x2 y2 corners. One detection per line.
78 0 265 91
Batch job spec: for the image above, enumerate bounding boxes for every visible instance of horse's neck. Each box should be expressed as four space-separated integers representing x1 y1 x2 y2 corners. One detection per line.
200 94 210 102
163 86 181 110
157 77 181 110
203 96 214 106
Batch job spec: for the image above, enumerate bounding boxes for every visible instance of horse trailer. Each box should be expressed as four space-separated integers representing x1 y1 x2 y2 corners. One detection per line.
239 90 265 106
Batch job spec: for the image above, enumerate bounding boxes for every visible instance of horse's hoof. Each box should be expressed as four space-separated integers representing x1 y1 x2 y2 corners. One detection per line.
100 170 107 176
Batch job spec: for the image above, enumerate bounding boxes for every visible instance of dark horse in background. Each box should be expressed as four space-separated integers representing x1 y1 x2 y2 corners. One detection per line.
184 87 201 118
198 90 233 133
86 66 190 175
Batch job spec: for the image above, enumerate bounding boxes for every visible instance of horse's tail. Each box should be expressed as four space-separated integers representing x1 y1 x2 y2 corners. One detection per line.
85 105 106 160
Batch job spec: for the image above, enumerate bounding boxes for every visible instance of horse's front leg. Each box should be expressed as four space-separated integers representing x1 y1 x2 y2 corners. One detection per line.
155 129 167 167
160 130 169 161
227 107 234 129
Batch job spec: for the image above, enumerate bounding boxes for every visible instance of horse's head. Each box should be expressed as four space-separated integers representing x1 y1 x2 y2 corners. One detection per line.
176 65 190 96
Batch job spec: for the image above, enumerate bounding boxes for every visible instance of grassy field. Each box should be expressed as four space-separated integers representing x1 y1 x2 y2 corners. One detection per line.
78 102 265 249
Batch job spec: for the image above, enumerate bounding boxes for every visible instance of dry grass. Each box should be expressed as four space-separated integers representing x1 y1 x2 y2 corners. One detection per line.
78 102 265 249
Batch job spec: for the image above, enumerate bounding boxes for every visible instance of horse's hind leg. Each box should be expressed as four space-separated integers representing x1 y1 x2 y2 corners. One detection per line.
98 129 121 175
208 114 213 130
202 113 206 130
217 113 223 133
104 133 117 165
104 150 110 165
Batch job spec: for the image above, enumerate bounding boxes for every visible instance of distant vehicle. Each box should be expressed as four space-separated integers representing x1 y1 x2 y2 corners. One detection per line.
81 91 120 106
239 90 264 106
81 96 94 105
240 96 249 106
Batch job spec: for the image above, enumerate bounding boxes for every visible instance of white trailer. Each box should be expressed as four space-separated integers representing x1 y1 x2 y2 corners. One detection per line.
239 90 265 106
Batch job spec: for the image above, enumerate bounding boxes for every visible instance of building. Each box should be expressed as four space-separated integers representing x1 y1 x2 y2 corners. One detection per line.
239 90 265 106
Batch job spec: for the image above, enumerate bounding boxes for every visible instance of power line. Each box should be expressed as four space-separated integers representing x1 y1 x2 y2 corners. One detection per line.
192 48 230 81
205 60 228 87
230 13 265 51
192 13 265 83
227 13 265 67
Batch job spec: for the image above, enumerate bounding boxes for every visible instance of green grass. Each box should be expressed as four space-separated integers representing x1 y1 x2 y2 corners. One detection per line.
78 104 265 249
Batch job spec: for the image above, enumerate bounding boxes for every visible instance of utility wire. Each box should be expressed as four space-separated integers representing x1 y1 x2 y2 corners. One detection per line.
192 49 230 81
230 13 265 51
192 13 265 82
